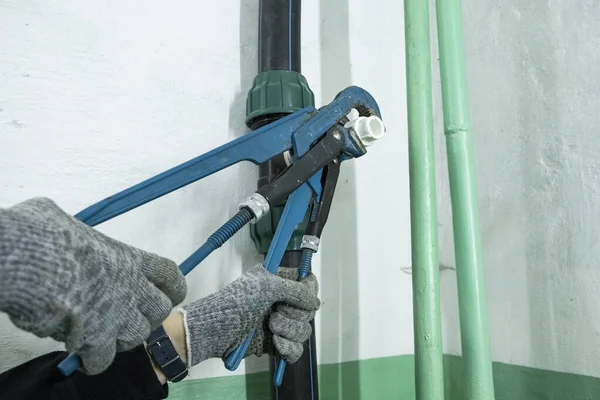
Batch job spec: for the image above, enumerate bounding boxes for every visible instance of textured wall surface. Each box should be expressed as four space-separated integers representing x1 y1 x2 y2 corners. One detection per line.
0 0 411 381
437 0 600 378
2 0 596 386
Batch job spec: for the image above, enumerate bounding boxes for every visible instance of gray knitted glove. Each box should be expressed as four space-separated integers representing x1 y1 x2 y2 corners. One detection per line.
182 264 319 366
0 197 187 374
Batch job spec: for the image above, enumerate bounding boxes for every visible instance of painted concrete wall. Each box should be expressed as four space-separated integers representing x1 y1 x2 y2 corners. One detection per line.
437 0 600 378
0 0 411 380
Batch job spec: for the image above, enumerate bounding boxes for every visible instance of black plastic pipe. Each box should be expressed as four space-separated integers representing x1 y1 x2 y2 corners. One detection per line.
253 1 319 399
259 0 301 73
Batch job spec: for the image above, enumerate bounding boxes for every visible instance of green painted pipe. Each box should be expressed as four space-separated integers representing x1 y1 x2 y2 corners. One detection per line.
403 0 445 398
434 0 496 398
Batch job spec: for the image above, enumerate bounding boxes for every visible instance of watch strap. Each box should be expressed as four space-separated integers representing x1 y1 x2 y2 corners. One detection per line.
146 325 188 383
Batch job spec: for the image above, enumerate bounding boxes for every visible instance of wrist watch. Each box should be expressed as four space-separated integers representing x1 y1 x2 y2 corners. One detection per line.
146 325 188 383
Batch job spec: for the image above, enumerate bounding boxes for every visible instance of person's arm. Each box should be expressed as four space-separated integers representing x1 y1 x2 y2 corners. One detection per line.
0 198 187 375
0 265 319 399
147 262 321 384
145 265 320 385
178 264 319 367
0 312 184 400
148 311 187 385
0 347 168 400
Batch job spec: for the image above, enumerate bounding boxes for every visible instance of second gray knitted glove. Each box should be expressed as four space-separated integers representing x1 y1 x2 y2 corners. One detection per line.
181 264 320 366
0 198 187 374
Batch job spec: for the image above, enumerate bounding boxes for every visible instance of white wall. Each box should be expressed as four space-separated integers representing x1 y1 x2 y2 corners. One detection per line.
437 0 600 379
6 0 595 386
0 0 412 380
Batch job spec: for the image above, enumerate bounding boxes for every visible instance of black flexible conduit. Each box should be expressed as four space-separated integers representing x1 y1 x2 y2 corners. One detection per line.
254 1 319 399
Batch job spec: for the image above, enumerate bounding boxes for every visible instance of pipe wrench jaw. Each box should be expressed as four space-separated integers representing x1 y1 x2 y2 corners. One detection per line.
333 86 382 119
343 125 368 158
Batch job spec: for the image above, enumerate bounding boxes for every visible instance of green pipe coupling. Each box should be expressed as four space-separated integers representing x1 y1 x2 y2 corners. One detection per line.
245 71 315 127
250 206 310 254
246 71 314 254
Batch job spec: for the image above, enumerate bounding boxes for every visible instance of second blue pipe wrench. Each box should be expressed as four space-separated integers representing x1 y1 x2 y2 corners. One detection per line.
223 181 316 370
57 86 381 376
271 160 341 386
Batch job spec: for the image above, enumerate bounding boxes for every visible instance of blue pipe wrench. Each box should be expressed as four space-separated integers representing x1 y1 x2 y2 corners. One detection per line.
57 86 382 384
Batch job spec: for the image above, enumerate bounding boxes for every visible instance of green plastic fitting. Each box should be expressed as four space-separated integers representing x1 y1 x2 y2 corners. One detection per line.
249 206 310 254
246 70 315 254
246 71 315 127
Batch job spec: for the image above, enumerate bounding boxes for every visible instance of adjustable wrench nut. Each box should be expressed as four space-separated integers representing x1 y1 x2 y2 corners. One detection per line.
240 193 270 221
301 235 320 252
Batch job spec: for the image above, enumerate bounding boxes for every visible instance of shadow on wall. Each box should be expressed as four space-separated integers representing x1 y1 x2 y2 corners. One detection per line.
318 0 361 399
459 0 600 385
234 0 270 395
515 1 566 386
513 0 600 382
230 0 258 140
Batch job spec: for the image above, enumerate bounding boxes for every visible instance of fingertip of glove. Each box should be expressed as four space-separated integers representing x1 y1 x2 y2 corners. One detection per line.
269 312 313 343
273 336 304 364
300 273 319 295
11 197 62 217
76 339 117 375
21 197 58 207
248 263 269 275
142 253 187 305
170 270 188 305
276 267 300 281
116 309 152 351
305 298 321 312
300 271 318 284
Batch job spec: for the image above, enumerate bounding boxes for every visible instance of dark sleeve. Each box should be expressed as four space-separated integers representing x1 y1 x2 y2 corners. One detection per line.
0 346 169 400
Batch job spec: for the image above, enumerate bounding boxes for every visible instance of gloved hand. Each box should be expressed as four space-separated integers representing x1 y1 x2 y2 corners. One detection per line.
0 197 187 374
181 264 320 366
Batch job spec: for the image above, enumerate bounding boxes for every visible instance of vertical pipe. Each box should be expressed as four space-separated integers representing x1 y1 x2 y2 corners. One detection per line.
259 0 301 73
248 1 319 399
403 0 445 399
434 0 495 398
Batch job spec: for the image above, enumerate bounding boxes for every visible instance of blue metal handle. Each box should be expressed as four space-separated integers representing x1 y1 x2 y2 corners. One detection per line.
75 110 312 226
57 353 82 376
273 238 315 386
223 329 256 370
273 202 320 386
273 358 287 386
224 182 315 371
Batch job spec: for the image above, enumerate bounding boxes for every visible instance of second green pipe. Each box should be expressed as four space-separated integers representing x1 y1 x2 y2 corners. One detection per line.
404 0 445 398
435 0 495 398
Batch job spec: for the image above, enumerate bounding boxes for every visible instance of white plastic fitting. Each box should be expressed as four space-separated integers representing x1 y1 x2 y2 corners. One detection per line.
344 115 386 147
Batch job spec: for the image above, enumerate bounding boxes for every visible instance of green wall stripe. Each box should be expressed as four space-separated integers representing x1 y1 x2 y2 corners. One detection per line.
444 355 600 400
167 355 600 399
